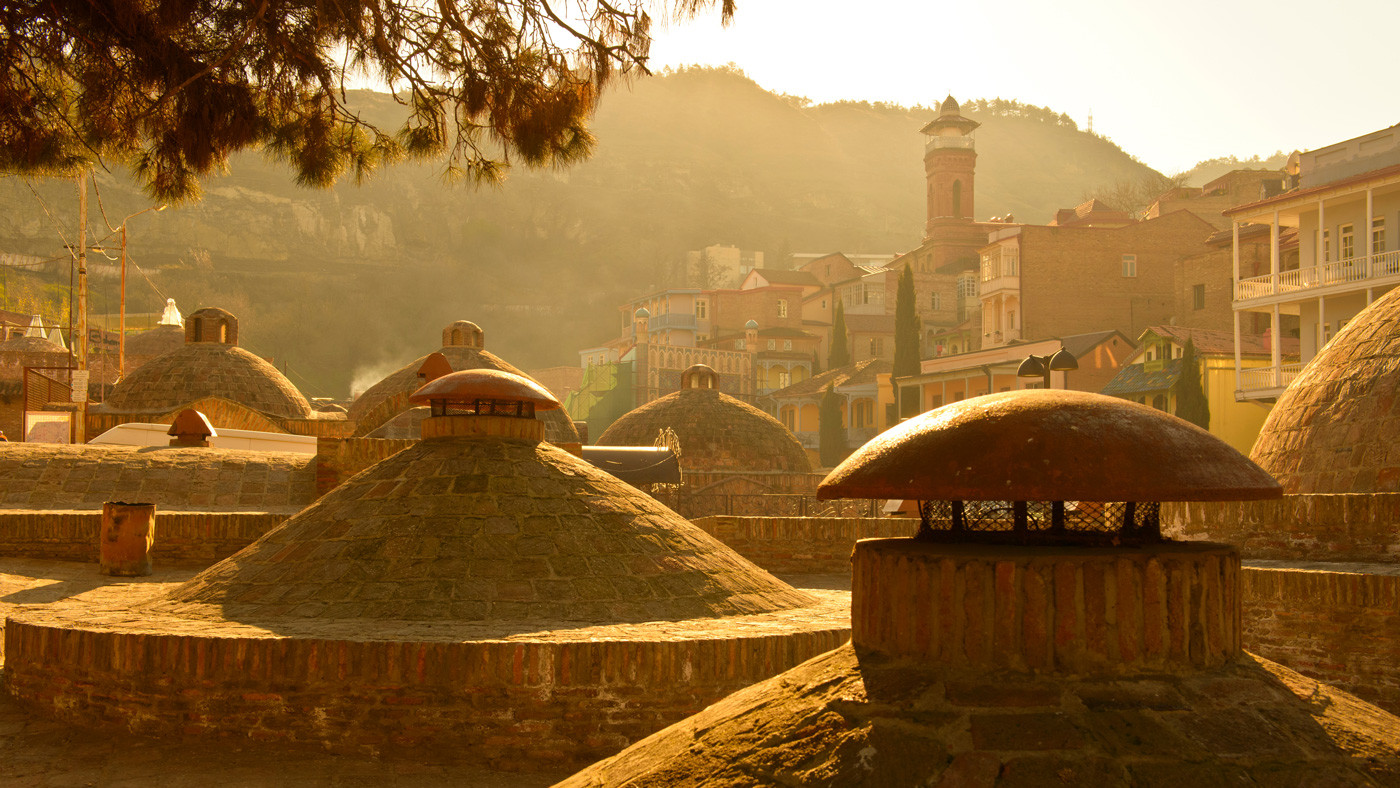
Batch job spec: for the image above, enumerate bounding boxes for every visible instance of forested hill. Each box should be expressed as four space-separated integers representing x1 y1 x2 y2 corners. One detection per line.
0 67 1161 397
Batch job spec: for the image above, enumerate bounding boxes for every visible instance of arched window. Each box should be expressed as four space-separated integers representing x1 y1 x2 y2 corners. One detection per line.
953 180 963 219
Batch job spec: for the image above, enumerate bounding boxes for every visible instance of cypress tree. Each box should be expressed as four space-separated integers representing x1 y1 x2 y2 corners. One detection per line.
819 383 847 467
1174 338 1210 430
893 264 921 379
829 301 850 369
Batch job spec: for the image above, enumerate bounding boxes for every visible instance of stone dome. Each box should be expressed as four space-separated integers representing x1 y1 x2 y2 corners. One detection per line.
0 334 67 355
151 418 814 625
1251 287 1400 494
104 343 313 419
348 322 581 444
596 365 811 473
123 323 185 359
940 94 959 113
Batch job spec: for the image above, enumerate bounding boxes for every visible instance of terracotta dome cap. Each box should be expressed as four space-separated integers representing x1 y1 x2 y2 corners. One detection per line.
681 364 719 390
819 389 1281 503
409 369 560 410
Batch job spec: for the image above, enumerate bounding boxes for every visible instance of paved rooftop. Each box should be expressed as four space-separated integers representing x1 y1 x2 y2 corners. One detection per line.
0 558 851 787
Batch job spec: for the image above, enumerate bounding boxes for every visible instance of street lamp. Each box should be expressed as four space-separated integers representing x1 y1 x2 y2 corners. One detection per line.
1017 347 1078 389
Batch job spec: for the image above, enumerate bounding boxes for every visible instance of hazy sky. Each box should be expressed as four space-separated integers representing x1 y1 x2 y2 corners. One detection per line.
645 0 1398 175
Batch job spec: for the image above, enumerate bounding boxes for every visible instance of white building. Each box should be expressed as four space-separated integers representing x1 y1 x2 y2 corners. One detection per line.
1228 126 1400 401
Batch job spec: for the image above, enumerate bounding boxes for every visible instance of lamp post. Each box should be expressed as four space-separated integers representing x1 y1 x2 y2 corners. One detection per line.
1017 347 1078 389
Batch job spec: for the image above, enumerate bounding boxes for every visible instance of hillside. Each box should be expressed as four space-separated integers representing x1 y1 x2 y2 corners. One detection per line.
0 68 1162 397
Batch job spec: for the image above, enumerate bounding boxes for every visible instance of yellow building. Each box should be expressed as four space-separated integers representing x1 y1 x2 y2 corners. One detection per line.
1100 326 1292 455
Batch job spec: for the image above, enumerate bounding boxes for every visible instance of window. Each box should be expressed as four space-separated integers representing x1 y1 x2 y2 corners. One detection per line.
1341 224 1355 260
767 339 776 350
1122 254 1137 277
953 180 963 219
870 337 884 356
778 299 788 318
781 407 795 430
778 371 791 388
1151 394 1167 411
930 292 942 310
1174 346 1183 359
1146 347 1156 361
695 300 707 319
1323 229 1331 262
736 339 745 350
1193 284 1205 310
1374 217 1387 253
783 339 793 351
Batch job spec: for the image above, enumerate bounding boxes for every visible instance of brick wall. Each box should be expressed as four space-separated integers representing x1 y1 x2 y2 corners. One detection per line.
1242 564 1400 714
0 442 316 511
0 510 285 563
314 437 417 497
692 516 919 574
1163 495 1400 563
2 617 849 770
1020 212 1216 342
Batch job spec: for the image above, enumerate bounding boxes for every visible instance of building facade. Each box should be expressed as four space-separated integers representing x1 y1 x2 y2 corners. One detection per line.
1227 125 1400 401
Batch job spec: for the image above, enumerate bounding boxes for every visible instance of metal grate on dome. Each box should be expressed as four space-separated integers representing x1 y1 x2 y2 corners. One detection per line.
914 499 1161 546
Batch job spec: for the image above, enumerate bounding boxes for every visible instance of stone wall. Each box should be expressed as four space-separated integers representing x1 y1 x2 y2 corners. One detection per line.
0 443 316 512
1242 563 1400 715
692 516 918 574
2 616 849 770
0 510 286 563
1163 495 1400 563
314 437 417 497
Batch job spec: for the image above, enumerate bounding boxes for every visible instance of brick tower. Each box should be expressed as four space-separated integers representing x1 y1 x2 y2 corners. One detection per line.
920 96 989 271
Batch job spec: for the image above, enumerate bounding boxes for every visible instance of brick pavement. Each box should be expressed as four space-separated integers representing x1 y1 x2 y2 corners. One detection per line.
0 558 851 786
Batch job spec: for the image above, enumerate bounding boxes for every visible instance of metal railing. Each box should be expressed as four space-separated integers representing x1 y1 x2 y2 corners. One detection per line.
925 136 975 152
1235 250 1400 302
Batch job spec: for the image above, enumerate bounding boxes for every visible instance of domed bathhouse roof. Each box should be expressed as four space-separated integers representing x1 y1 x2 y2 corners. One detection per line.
348 320 580 445
596 364 811 474
562 391 1400 786
0 333 68 356
103 344 313 421
1251 287 1400 494
4 369 847 769
123 323 186 361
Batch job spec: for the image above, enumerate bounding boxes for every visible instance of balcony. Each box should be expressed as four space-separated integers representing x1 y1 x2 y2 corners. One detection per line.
980 273 1019 296
925 136 975 153
1235 250 1400 305
645 312 698 330
1236 362 1305 401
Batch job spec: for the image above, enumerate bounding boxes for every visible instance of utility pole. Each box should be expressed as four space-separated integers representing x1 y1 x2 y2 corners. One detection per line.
73 171 89 443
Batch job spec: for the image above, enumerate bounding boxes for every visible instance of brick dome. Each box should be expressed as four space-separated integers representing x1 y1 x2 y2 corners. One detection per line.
0 333 65 354
596 366 811 473
151 432 814 624
348 322 580 444
1251 287 1400 494
104 343 313 419
563 642 1400 786
123 323 185 359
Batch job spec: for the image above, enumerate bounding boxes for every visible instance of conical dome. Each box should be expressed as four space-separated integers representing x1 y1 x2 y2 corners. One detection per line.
597 365 811 473
151 433 813 624
1251 287 1400 494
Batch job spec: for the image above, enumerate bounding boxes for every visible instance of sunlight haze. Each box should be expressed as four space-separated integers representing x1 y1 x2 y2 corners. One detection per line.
647 0 1397 174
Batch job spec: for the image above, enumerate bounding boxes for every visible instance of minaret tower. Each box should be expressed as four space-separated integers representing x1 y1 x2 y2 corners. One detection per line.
918 96 989 272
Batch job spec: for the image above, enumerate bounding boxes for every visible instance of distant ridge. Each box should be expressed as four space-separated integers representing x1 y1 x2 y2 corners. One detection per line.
0 68 1183 394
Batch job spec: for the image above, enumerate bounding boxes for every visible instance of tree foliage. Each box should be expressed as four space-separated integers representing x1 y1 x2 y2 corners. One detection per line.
0 0 733 201
1082 171 1191 217
893 263 920 379
818 382 845 467
828 300 850 368
1174 338 1210 430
